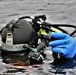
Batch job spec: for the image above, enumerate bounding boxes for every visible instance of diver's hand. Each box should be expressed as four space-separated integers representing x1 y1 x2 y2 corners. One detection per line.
49 32 76 58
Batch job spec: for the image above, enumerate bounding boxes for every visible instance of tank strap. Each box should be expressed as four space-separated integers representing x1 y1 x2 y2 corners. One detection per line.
0 19 19 34
7 19 19 33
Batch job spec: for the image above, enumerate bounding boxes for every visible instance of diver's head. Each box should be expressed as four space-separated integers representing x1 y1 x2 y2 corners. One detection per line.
0 19 38 65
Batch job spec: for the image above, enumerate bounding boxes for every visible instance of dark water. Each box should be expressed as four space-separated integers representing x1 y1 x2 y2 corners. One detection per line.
0 0 76 75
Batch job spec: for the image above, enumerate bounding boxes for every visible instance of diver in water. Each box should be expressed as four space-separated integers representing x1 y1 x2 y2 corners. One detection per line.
0 15 76 65
0 15 76 74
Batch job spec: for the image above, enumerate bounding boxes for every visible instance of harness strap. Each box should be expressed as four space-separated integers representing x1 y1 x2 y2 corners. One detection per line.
1 42 28 51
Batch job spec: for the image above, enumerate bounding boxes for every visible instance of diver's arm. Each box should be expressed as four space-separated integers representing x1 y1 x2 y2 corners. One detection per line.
49 32 76 58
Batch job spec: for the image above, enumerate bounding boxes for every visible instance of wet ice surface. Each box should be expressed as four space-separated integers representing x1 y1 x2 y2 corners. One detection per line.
0 0 76 75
